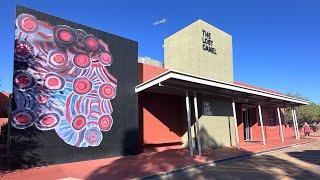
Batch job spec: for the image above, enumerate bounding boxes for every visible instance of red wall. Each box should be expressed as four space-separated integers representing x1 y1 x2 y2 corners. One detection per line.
140 92 184 145
138 63 168 84
138 63 184 145
0 92 9 126
237 105 295 142
0 92 9 118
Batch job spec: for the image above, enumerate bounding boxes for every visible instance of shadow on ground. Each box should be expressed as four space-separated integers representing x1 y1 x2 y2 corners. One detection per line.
86 136 320 180
287 150 320 166
157 153 320 180
87 128 240 179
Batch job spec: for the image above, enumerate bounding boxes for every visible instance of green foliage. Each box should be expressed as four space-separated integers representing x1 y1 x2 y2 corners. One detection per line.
284 92 320 123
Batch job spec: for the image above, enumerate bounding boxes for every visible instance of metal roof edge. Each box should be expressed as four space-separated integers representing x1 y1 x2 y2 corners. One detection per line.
135 70 309 105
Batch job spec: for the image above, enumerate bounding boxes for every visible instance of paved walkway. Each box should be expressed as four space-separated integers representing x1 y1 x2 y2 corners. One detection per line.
165 139 320 180
0 137 318 180
239 136 314 152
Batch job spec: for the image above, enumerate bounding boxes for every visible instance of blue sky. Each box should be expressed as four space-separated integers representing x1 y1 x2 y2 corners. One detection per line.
0 0 319 103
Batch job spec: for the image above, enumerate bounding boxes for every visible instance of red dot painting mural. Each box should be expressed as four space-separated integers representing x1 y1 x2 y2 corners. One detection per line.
12 13 118 147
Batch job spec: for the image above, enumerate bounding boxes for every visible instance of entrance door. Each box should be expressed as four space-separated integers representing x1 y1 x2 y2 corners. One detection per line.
243 109 251 141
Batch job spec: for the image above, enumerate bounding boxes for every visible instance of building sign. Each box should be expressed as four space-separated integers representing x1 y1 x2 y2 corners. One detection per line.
203 99 214 116
202 29 217 55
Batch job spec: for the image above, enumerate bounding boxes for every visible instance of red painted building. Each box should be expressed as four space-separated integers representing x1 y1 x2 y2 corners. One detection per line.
3 8 309 168
137 38 306 157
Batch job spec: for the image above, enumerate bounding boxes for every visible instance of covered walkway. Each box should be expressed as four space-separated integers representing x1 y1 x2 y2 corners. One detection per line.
136 70 309 157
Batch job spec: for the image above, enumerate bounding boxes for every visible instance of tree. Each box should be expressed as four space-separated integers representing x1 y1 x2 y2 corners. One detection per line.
284 92 320 125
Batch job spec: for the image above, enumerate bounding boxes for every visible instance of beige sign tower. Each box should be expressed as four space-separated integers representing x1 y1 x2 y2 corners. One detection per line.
164 19 233 83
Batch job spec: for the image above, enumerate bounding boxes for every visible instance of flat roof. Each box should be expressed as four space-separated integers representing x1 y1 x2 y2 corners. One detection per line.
135 70 309 107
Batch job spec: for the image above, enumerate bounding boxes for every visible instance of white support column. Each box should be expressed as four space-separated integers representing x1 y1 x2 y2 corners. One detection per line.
258 105 266 145
291 108 298 140
294 108 300 140
185 90 193 157
232 99 240 149
277 107 284 143
193 92 202 156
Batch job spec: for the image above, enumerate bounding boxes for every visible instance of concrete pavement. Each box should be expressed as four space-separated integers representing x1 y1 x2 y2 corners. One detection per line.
0 137 318 180
157 140 320 180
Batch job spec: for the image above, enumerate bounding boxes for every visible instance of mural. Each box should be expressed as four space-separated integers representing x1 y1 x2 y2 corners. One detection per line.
12 13 117 147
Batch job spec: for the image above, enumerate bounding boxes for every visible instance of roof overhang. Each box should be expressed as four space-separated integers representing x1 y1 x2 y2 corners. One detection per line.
135 70 309 107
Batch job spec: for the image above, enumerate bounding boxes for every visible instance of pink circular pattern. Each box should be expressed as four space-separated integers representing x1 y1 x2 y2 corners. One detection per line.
40 114 58 127
59 30 72 42
53 54 64 64
48 51 68 68
15 113 32 124
16 75 30 87
54 26 75 45
85 127 102 146
17 14 38 33
98 115 113 131
84 35 99 51
35 113 60 130
73 78 92 95
14 71 35 89
73 53 90 68
99 52 112 66
44 74 65 90
72 115 86 130
99 83 116 99
11 109 36 129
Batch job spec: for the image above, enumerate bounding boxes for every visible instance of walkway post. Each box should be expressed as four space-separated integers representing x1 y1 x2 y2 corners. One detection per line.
185 90 193 157
193 91 202 156
294 108 300 140
232 99 240 149
277 107 284 143
258 105 266 145
291 107 298 140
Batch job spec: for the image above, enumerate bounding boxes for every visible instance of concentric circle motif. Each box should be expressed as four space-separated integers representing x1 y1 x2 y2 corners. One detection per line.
72 115 86 130
73 53 90 68
99 51 112 66
99 83 116 99
35 113 59 130
98 115 113 131
14 42 33 61
85 127 103 146
53 25 76 45
73 78 92 95
13 71 35 90
16 14 38 33
84 35 99 51
44 73 65 90
48 50 68 69
11 108 36 129
13 13 118 148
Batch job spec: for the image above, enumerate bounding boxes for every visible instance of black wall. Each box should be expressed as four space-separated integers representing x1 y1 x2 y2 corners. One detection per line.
9 6 139 168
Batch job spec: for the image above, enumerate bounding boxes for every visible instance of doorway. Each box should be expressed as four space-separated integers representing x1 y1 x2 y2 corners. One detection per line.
243 109 251 141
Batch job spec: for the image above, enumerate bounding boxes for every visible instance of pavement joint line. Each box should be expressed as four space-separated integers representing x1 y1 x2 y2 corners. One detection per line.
136 139 320 180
